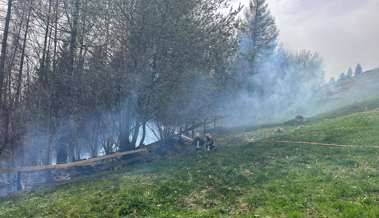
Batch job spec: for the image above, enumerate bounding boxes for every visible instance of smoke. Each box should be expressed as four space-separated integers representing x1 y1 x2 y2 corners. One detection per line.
224 42 325 127
6 104 161 169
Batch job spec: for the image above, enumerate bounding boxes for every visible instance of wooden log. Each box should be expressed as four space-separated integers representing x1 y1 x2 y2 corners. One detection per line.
0 148 148 174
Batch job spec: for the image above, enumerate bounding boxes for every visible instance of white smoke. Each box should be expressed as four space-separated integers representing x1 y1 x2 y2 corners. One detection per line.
224 45 325 127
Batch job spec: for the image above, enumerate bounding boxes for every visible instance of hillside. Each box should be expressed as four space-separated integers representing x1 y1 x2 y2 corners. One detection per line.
1 107 379 217
317 68 379 115
331 67 379 100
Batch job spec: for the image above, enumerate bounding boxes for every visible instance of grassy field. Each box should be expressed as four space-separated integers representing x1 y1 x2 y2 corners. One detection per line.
1 108 379 217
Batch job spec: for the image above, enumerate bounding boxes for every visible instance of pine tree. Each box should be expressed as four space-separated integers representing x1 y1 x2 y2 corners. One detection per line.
346 67 353 79
244 0 279 71
355 64 363 77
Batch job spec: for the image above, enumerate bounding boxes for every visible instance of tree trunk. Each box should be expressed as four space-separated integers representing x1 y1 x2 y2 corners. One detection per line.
119 108 132 151
39 0 53 87
69 0 80 75
139 122 147 147
52 0 59 73
130 122 140 148
0 0 13 155
16 0 32 103
0 0 12 103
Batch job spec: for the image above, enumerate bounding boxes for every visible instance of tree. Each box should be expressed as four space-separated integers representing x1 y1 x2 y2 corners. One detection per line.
0 0 13 103
236 0 279 94
355 64 363 77
15 0 33 104
0 0 14 155
346 67 353 79
108 0 240 150
39 0 53 87
243 0 278 73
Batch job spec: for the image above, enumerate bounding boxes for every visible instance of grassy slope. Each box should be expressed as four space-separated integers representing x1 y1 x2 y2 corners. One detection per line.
281 110 379 146
1 109 379 217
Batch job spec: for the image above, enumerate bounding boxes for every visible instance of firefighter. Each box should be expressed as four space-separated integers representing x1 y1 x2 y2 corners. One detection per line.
192 133 204 151
205 133 216 151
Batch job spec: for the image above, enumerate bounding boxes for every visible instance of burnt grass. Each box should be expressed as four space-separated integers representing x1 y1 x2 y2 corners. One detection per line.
1 109 379 217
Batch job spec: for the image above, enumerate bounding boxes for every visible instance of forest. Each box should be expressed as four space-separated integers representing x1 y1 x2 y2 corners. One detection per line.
0 0 323 167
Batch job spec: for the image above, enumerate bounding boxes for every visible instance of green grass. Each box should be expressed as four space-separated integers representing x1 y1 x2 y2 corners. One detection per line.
1 109 379 217
279 110 379 146
315 97 379 120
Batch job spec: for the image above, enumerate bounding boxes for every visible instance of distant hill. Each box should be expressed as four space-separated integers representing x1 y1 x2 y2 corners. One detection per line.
330 67 379 98
365 67 379 74
314 67 379 115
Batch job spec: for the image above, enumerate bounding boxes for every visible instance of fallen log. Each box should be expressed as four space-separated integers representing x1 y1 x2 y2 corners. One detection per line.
0 148 148 174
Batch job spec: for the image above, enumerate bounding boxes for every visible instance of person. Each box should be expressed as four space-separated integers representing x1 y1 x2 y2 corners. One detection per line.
205 133 216 151
192 133 204 151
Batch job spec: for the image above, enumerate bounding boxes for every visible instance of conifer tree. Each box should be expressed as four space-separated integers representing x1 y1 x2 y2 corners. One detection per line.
355 64 363 77
244 0 279 73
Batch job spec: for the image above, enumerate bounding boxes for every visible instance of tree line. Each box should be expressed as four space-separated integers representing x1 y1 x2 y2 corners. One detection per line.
0 0 324 166
0 0 242 165
329 64 364 84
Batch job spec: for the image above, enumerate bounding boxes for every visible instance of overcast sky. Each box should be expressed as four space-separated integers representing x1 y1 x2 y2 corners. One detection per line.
236 0 379 79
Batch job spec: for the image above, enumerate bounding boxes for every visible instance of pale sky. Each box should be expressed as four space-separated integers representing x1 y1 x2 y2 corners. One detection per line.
235 0 379 79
